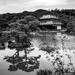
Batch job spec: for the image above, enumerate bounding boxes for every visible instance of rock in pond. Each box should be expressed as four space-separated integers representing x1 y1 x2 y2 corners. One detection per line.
0 43 5 50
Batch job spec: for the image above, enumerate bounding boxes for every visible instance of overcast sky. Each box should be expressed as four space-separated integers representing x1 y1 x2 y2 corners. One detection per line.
0 0 75 14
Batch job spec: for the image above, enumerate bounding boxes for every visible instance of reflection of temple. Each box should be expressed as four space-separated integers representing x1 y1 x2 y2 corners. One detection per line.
38 14 62 30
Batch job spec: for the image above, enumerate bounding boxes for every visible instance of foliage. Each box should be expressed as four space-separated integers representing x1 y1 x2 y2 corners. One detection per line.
66 16 75 32
0 9 75 32
37 69 52 75
3 47 41 72
9 15 40 33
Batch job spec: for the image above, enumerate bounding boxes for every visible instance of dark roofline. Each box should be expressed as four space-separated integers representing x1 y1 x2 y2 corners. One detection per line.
39 11 58 17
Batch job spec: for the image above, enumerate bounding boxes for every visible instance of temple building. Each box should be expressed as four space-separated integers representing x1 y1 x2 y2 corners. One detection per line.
38 14 62 30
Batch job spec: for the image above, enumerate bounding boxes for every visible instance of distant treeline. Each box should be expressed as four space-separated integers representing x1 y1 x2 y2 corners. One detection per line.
0 9 75 32
0 9 75 23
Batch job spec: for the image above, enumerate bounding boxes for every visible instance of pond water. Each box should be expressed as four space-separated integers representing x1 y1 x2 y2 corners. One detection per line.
0 32 75 75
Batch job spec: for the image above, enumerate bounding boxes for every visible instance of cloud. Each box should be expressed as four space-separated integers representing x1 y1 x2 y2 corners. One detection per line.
0 0 74 14
29 0 67 6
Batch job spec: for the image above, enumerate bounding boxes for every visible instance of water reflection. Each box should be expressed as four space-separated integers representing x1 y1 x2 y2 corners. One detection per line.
36 33 75 74
4 47 41 72
0 32 75 75
0 33 41 73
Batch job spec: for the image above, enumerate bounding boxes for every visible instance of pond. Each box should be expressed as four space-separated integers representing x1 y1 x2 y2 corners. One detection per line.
0 32 75 75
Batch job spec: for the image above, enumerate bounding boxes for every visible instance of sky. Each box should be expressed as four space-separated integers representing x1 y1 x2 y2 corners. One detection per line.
0 0 75 14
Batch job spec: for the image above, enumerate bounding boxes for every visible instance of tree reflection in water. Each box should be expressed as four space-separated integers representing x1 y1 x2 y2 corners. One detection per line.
4 47 41 72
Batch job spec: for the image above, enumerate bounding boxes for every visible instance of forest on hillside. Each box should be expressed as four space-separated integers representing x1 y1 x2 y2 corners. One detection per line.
0 9 75 32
